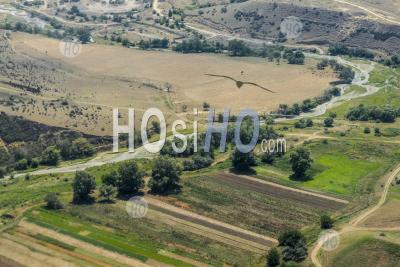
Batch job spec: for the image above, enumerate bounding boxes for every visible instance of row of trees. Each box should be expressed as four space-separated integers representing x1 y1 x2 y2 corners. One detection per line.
71 157 182 204
173 37 305 65
138 38 169 50
14 137 95 171
317 59 355 84
383 54 400 68
277 87 341 116
328 43 374 59
346 104 398 123
0 20 92 44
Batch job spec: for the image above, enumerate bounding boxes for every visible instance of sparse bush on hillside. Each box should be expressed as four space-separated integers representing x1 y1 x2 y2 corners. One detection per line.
45 193 63 210
324 117 334 127
329 43 374 59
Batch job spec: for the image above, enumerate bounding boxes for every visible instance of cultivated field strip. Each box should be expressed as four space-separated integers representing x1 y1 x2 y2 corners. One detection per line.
210 172 348 211
146 197 277 248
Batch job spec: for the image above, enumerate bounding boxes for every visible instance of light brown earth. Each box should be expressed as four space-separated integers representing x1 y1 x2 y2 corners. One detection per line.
2 33 335 135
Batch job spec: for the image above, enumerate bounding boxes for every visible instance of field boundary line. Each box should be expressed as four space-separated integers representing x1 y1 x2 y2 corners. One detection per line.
147 209 268 253
146 197 277 245
226 172 349 204
19 221 152 267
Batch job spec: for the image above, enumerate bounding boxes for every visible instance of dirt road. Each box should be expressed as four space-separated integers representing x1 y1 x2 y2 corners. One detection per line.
310 164 400 267
333 0 400 25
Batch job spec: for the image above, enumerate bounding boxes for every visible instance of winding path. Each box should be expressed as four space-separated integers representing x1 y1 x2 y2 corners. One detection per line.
310 164 400 267
332 0 400 26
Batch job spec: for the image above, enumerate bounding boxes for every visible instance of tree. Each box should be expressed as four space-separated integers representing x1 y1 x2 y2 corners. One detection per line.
267 248 280 267
278 230 308 263
72 137 95 158
44 193 63 209
72 171 96 203
282 240 308 262
99 184 116 201
149 157 182 194
102 171 118 187
228 39 251 56
77 27 91 44
116 161 144 195
289 148 313 179
320 214 334 229
261 152 275 164
324 117 334 127
279 230 305 247
41 146 61 166
231 148 256 171
15 159 28 170
151 120 161 134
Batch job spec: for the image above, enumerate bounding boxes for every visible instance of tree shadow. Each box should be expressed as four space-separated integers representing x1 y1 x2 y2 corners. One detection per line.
71 196 95 205
97 199 116 204
148 185 182 196
230 167 257 176
289 173 313 182
116 191 145 201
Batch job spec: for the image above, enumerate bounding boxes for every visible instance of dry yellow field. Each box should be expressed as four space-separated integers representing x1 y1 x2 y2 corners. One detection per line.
2 33 335 135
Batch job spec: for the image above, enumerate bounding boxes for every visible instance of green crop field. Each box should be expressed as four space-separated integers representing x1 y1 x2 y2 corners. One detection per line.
256 140 400 197
26 204 259 267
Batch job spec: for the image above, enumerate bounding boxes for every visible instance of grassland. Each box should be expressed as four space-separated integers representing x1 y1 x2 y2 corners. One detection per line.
321 232 400 267
256 139 400 197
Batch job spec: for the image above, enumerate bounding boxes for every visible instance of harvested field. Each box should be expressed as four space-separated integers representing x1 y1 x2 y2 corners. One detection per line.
210 172 348 211
1 33 336 136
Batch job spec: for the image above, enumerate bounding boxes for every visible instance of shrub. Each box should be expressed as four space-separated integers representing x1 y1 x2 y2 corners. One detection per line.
324 117 334 127
41 146 60 166
267 248 280 267
44 193 63 209
15 159 28 170
99 184 117 201
320 215 334 229
183 155 213 171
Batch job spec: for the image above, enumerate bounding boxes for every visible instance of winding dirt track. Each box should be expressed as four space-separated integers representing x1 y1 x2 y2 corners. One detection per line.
332 0 400 25
310 164 400 267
